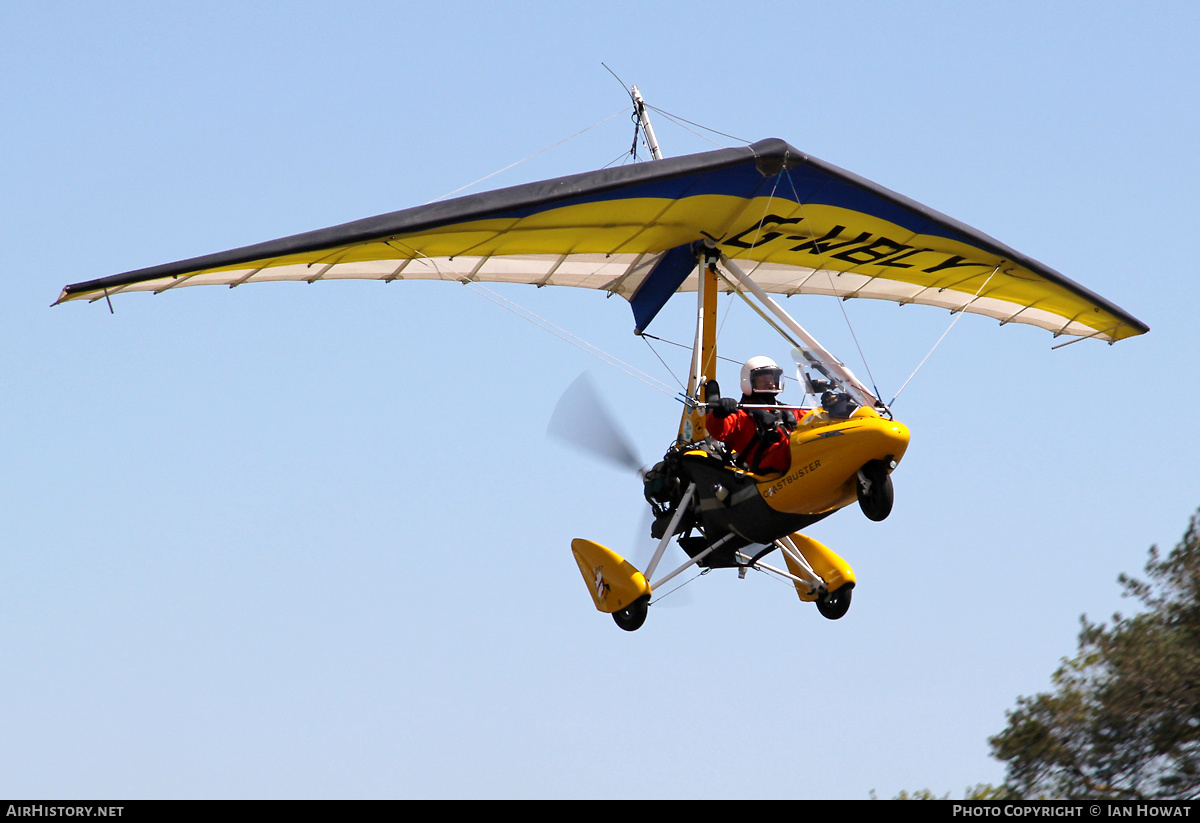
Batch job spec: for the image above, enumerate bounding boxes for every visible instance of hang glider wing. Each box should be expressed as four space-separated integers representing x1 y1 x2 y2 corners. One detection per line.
56 138 1147 343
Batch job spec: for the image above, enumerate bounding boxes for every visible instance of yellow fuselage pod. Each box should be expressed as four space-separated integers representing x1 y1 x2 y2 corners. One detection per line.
674 407 909 547
758 407 910 516
570 538 651 615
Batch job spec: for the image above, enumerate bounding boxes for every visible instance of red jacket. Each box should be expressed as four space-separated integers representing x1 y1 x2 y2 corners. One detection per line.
706 407 802 473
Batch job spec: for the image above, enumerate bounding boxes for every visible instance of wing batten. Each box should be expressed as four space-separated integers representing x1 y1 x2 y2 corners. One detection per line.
228 268 263 288
382 258 413 282
153 275 192 295
600 252 653 297
305 262 336 284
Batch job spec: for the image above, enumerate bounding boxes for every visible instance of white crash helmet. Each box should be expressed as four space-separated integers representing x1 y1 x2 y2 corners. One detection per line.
740 356 784 396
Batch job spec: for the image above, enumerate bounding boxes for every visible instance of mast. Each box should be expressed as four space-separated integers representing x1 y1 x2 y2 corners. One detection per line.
628 86 727 442
630 86 662 161
631 85 716 442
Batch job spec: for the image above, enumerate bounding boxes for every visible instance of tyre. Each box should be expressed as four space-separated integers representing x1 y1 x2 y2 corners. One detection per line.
612 595 650 631
816 584 853 620
857 460 894 521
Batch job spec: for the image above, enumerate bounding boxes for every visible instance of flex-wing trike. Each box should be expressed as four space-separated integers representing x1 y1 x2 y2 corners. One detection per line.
52 89 1147 633
570 244 911 631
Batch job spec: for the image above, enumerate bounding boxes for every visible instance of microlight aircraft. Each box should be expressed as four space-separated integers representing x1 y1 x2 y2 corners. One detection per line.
56 94 1147 631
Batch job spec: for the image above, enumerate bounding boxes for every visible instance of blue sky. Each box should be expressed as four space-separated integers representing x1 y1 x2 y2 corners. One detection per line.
3 0 1198 799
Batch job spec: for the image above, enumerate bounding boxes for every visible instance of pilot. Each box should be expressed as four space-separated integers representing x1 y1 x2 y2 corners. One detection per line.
705 356 799 474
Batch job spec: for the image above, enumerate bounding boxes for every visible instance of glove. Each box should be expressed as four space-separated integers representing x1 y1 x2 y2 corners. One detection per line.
712 397 739 418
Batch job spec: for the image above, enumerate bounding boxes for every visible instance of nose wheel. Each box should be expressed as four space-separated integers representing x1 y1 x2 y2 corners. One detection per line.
856 460 894 521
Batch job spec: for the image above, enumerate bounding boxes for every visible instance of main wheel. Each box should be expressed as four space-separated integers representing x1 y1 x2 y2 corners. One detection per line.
612 595 650 632
816 584 853 620
856 460 894 522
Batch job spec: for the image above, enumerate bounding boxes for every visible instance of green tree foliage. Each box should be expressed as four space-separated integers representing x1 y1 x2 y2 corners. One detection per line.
873 787 1012 801
869 784 1012 800
990 509 1200 799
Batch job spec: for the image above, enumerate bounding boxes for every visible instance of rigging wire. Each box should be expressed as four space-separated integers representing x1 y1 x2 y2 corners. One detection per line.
639 284 748 396
599 64 745 152
653 555 812 606
644 105 751 147
640 335 687 392
461 281 677 397
649 568 706 604
782 167 884 404
706 165 832 381
426 107 631 203
379 237 678 396
887 265 1000 406
746 561 808 592
601 149 636 170
638 333 741 366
